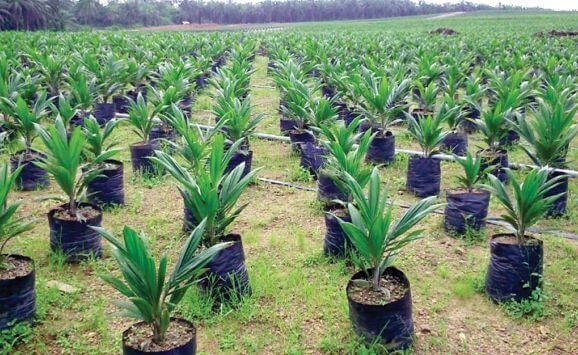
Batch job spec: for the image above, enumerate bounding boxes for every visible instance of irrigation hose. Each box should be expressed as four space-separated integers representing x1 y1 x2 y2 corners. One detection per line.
257 177 578 241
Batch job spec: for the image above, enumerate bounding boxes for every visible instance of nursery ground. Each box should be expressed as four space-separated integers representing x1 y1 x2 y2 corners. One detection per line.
3 12 578 355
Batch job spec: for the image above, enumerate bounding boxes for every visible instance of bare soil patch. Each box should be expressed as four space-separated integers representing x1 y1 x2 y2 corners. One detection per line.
534 30 578 37
431 27 458 35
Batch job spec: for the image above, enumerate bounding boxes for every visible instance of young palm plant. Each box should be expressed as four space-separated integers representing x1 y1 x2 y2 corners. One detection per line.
35 116 105 261
217 98 264 177
444 152 492 235
279 75 319 148
438 94 468 155
316 118 374 257
83 52 125 124
94 220 231 353
152 135 260 298
82 116 125 206
411 80 439 117
405 114 449 197
127 93 165 174
509 86 577 217
0 163 36 331
483 167 565 303
0 93 52 190
461 72 485 133
298 96 339 176
317 117 373 205
337 167 441 348
473 103 512 182
161 104 224 171
354 68 411 164
68 71 97 126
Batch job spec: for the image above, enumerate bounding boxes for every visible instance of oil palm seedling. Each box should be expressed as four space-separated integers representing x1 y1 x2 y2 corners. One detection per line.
337 167 441 349
483 167 565 303
278 75 319 148
82 116 125 206
298 97 339 176
412 51 446 90
272 58 312 135
0 164 35 331
82 52 125 124
461 71 485 133
317 117 374 257
406 114 449 197
444 152 492 235
154 61 196 117
354 68 411 164
316 117 373 206
217 98 264 178
152 134 260 298
112 58 149 114
161 104 224 172
68 71 97 126
0 93 52 190
127 93 166 174
438 94 468 155
0 56 26 105
124 58 151 104
93 220 231 354
411 80 439 118
473 103 512 182
486 69 532 145
327 69 359 125
33 53 68 98
35 116 107 261
147 85 189 146
442 64 464 99
509 86 577 217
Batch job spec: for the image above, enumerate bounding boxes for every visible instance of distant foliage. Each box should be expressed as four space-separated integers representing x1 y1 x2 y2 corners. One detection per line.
0 0 494 30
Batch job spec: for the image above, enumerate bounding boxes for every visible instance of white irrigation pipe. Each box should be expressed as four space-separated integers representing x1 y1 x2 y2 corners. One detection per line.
192 121 578 178
114 114 578 177
114 114 577 239
257 177 578 241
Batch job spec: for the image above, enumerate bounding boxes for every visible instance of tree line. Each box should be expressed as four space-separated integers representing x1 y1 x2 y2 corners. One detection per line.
0 0 494 31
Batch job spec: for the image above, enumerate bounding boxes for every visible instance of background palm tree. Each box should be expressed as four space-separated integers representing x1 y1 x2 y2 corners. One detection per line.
0 0 48 30
74 0 100 26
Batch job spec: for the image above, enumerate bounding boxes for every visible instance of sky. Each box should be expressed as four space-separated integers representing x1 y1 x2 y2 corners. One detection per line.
425 0 577 11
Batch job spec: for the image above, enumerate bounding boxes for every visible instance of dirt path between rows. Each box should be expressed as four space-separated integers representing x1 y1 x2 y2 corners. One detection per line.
427 11 466 20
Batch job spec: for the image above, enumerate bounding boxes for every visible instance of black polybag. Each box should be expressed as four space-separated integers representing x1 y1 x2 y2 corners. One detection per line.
299 143 326 176
441 132 468 156
365 131 395 165
87 160 125 206
47 203 103 262
347 267 414 350
10 152 49 191
0 255 35 330
94 102 115 125
406 155 441 197
545 171 568 217
201 234 251 299
444 190 490 234
225 149 253 178
317 173 349 206
485 234 543 303
323 210 352 257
